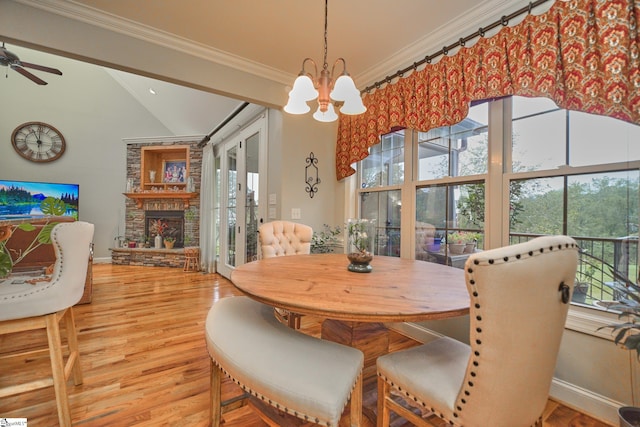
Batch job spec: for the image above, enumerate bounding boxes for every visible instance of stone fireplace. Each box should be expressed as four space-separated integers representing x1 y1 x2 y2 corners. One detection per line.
111 139 203 267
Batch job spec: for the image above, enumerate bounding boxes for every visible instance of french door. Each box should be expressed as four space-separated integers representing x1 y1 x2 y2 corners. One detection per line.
215 116 266 279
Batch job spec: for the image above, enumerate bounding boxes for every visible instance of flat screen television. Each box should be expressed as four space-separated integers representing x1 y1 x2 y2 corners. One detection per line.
0 179 79 221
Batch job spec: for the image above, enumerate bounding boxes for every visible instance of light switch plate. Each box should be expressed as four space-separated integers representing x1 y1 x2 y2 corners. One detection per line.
291 208 301 219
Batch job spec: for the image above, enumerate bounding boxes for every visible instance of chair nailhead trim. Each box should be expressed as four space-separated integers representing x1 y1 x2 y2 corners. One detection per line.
211 359 345 427
379 373 463 426
453 240 579 424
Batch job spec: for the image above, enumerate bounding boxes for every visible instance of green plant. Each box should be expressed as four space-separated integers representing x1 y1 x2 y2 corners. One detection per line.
164 236 176 243
598 273 640 359
347 219 373 254
311 224 341 254
447 231 478 244
0 197 68 278
184 207 196 222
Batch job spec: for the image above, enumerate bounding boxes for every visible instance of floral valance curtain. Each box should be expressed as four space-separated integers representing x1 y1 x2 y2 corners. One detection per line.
336 0 639 180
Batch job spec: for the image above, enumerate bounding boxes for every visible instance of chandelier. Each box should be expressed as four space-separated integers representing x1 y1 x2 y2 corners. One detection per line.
283 0 366 122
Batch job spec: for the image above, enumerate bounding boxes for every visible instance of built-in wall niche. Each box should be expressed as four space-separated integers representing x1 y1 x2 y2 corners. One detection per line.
141 145 190 191
125 144 197 208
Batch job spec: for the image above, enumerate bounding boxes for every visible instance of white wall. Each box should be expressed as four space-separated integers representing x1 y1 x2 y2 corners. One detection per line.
279 112 345 232
0 47 174 259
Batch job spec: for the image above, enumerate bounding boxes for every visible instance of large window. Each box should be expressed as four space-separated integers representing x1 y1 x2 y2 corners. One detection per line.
359 131 404 256
414 103 488 266
356 95 640 310
508 96 640 307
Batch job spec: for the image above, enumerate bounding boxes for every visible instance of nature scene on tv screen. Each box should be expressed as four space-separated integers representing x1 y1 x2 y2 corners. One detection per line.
0 179 79 220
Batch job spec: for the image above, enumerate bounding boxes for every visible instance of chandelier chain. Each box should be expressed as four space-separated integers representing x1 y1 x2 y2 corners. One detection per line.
323 0 329 70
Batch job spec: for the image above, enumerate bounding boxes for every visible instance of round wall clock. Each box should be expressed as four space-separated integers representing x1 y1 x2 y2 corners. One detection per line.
11 121 66 163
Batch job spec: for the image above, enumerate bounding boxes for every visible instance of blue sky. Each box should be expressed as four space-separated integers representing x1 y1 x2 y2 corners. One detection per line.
0 179 79 199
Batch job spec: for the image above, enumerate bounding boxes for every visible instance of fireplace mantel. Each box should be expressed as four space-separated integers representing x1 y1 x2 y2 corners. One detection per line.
124 192 197 208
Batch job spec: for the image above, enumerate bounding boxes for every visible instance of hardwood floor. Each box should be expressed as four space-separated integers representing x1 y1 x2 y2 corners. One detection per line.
0 264 613 426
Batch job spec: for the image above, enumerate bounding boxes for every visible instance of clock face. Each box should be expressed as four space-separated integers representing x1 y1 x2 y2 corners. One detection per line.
11 121 66 163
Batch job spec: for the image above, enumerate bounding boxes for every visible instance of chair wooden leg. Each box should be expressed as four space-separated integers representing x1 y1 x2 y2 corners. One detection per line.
350 372 363 427
46 312 72 427
211 359 222 427
63 307 83 385
377 375 390 427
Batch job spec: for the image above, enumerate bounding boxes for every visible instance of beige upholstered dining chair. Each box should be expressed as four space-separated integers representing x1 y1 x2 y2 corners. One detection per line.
259 220 313 258
0 221 95 427
377 235 579 427
205 296 363 427
258 220 313 328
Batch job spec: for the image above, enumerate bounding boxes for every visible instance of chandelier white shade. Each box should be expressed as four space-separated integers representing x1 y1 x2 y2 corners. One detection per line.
284 0 366 123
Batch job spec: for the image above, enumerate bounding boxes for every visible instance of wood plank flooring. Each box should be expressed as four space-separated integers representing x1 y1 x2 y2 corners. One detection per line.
0 264 613 426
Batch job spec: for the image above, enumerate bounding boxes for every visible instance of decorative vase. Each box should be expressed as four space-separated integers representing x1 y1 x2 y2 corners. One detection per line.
347 251 373 273
164 240 175 249
448 243 466 255
149 170 156 183
346 218 375 273
154 234 163 249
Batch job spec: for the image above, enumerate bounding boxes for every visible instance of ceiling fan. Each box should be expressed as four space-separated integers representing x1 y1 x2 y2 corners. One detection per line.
0 43 62 85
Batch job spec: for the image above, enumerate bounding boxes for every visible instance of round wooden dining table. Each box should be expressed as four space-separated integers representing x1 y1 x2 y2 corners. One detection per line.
230 253 470 322
231 253 470 383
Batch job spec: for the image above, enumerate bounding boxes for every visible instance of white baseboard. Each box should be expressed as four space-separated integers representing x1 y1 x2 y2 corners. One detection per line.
386 322 622 426
93 256 111 264
550 378 621 426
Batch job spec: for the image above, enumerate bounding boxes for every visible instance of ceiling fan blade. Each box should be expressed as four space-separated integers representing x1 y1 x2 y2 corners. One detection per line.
20 61 62 75
12 65 48 85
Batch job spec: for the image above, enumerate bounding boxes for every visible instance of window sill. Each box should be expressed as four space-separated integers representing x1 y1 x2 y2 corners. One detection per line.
566 304 620 340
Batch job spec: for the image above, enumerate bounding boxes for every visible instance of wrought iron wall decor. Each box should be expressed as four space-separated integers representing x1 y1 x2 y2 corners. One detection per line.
305 152 320 198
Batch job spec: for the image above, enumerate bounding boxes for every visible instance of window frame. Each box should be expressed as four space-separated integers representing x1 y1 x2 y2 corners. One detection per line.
355 95 640 333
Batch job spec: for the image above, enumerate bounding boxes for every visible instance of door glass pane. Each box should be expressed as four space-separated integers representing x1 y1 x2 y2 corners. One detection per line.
360 190 401 256
245 132 260 262
214 155 221 262
226 146 237 267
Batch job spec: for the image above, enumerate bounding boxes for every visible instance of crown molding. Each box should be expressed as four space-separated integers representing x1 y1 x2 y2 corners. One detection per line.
356 0 544 91
13 0 548 93
13 0 293 86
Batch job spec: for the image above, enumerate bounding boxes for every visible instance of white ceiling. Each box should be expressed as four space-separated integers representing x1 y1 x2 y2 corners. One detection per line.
4 0 547 136
65 0 542 88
